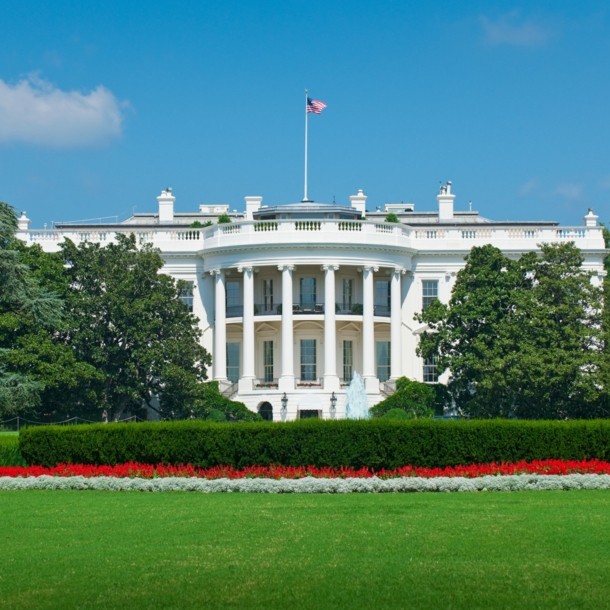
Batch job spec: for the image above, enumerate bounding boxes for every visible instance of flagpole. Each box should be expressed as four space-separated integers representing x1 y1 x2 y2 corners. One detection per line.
303 89 308 202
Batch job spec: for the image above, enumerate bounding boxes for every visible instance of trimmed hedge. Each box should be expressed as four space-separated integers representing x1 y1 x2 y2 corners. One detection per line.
19 419 610 469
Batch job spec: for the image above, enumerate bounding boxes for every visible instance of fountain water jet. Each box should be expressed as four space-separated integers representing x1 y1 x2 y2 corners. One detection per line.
345 371 370 419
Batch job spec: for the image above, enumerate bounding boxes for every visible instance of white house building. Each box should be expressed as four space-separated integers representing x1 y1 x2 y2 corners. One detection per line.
16 183 606 421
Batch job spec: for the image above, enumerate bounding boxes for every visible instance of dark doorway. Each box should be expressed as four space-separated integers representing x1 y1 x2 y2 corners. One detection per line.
259 402 273 421
299 409 320 419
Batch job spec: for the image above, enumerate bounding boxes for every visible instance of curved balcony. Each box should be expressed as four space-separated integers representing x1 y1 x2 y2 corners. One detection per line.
226 303 392 319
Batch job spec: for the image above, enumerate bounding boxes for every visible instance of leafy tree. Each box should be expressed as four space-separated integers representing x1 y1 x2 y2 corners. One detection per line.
385 212 399 223
158 369 260 421
369 377 435 419
58 234 212 421
0 202 71 417
416 243 606 419
217 213 232 224
189 220 204 228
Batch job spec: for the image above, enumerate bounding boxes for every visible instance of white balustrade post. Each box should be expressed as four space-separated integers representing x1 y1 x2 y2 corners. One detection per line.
239 266 255 392
211 269 227 383
279 264 295 391
323 264 340 390
362 265 378 391
390 268 404 380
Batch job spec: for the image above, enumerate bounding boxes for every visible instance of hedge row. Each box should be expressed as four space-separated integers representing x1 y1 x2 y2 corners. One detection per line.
19 419 610 468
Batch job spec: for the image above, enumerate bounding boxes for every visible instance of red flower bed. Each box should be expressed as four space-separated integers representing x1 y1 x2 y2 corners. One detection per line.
1 459 610 479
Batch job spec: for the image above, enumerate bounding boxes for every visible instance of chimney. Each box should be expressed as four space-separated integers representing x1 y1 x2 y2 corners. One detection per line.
583 207 598 227
349 189 367 215
244 196 263 220
437 181 455 221
157 187 175 224
17 211 31 232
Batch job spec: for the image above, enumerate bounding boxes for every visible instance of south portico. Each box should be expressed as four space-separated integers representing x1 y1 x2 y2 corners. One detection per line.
205 255 410 419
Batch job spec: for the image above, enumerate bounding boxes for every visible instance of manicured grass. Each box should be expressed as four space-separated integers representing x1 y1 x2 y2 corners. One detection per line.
1 491 609 609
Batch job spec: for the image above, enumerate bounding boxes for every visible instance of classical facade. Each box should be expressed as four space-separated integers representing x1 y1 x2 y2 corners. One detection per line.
17 183 606 421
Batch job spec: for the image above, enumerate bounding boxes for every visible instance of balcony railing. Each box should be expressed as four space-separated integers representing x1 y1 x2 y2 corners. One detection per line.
228 303 391 318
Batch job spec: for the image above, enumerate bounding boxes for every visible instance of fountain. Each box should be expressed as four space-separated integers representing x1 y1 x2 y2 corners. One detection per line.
345 371 370 419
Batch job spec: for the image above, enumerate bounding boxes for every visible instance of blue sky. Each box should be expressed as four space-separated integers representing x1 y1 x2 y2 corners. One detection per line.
1 1 609 228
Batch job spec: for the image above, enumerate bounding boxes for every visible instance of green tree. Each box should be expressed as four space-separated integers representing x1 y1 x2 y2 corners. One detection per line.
369 377 435 419
217 213 232 224
58 234 212 421
0 202 71 417
385 212 399 223
416 243 606 419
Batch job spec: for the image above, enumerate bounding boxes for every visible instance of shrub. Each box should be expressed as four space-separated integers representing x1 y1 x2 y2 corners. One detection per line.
19 419 610 469
189 220 213 228
385 212 399 223
0 435 26 466
370 377 435 419
207 409 227 422
217 213 232 224
350 303 363 315
383 408 409 420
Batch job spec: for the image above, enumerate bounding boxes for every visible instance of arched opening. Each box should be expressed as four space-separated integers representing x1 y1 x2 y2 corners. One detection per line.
258 401 273 421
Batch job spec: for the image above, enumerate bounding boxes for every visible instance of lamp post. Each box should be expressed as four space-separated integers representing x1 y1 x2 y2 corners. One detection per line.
330 391 337 419
281 392 288 421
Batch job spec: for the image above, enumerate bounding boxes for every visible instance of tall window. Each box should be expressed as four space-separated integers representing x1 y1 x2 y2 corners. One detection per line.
342 279 353 310
263 341 274 382
423 356 439 383
179 281 194 312
226 281 241 316
300 278 316 310
375 280 390 316
343 340 353 382
422 280 438 311
300 339 316 381
226 342 240 383
376 341 391 382
263 279 273 313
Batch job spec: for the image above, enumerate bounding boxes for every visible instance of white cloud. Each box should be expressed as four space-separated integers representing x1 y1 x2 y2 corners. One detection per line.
554 183 583 201
480 11 551 47
519 178 539 197
0 74 127 147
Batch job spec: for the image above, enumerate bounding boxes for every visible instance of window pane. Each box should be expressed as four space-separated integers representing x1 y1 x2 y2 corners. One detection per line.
343 340 353 382
422 280 438 311
375 281 390 316
300 278 316 309
227 342 240 383
423 356 439 383
179 281 194 312
264 341 274 382
226 281 241 316
376 341 391 382
300 339 316 381
263 279 273 313
342 279 353 310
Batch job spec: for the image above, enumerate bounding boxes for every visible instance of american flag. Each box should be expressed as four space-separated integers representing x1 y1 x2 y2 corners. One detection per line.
307 98 327 114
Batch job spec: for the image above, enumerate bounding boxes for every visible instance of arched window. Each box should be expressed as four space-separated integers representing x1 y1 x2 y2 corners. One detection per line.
258 402 273 421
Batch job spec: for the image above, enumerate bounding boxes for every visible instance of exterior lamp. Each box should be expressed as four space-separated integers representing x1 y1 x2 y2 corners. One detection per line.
281 392 288 413
330 392 337 419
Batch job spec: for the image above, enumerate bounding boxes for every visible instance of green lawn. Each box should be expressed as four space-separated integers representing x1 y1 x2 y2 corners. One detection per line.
1 491 609 609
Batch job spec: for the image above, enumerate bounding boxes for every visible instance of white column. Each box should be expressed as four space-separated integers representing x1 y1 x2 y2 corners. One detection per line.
390 268 404 380
279 264 295 391
362 265 378 391
211 269 227 382
323 264 339 390
239 266 255 391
